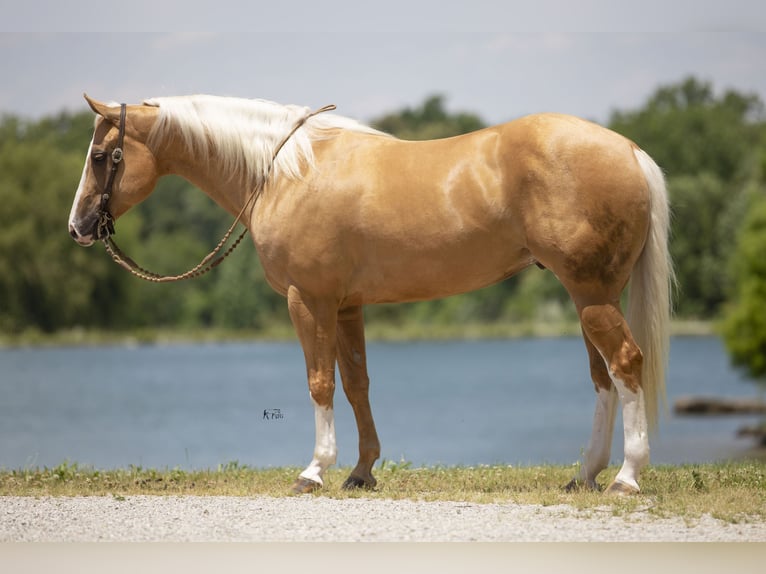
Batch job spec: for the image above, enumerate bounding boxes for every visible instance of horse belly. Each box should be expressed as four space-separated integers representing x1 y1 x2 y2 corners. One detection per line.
350 229 533 304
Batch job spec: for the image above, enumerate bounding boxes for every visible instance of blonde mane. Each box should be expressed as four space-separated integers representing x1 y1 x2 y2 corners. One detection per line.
143 95 389 189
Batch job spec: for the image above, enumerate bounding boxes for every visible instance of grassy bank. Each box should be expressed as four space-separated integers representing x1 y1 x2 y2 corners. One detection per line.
0 319 715 348
1 460 763 524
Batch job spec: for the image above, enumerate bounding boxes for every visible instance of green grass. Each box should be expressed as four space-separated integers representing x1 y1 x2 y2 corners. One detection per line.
1 460 763 523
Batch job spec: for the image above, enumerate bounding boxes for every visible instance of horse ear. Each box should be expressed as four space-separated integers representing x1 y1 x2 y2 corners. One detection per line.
83 93 157 140
83 93 122 124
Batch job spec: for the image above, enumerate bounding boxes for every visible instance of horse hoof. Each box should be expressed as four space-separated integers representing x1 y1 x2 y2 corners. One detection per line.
564 479 585 492
341 475 377 490
291 477 322 495
605 480 639 496
564 479 580 492
564 479 602 492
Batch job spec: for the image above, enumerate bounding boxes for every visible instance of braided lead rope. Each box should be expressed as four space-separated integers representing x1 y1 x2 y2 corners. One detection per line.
101 103 336 283
103 228 249 283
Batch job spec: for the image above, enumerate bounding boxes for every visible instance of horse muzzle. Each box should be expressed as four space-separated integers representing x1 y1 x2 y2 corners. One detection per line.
69 223 96 246
69 210 115 246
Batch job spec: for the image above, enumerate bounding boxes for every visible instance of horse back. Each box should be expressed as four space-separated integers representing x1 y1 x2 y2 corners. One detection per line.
255 114 651 304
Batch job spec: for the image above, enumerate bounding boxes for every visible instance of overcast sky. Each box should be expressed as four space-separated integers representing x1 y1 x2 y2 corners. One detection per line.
1 1 765 125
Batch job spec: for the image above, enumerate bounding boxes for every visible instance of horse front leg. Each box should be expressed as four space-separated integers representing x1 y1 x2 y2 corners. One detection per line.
336 305 380 490
287 286 339 494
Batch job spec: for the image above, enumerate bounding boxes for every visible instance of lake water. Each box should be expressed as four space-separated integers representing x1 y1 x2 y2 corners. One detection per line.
0 336 762 471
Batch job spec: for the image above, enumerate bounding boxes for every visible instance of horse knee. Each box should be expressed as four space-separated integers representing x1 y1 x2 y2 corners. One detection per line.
308 372 336 406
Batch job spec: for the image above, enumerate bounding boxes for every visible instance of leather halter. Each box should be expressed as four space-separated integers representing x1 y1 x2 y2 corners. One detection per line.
95 103 126 240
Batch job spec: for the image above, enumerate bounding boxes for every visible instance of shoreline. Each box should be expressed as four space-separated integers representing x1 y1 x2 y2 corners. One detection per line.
0 319 716 349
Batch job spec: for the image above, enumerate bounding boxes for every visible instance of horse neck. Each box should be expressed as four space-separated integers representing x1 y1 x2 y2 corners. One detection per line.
150 102 313 220
156 133 256 220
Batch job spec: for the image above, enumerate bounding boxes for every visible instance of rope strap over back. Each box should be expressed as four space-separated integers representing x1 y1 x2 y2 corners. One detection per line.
101 103 337 283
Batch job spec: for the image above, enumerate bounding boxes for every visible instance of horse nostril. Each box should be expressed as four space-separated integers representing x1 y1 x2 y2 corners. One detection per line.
69 226 79 240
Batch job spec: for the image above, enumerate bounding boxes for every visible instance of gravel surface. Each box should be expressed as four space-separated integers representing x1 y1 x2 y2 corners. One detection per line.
2 495 765 542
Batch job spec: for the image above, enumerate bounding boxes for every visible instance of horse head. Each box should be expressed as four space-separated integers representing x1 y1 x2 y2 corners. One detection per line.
68 94 160 246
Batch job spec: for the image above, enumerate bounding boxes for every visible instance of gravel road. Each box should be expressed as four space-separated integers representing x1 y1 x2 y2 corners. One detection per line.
2 495 765 542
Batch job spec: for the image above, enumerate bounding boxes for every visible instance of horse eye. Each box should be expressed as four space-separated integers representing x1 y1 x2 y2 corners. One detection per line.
91 151 107 163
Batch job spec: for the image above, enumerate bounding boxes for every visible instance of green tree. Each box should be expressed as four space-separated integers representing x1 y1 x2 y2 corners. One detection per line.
0 132 136 332
373 94 485 140
609 77 766 318
5 80 765 339
667 173 748 316
722 192 766 380
209 240 289 330
609 76 764 181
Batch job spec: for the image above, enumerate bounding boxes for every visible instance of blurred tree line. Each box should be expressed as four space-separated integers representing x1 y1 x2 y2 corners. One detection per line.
2 80 765 373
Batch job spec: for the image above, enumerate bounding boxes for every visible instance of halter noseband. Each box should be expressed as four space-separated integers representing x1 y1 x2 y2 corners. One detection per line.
95 103 126 240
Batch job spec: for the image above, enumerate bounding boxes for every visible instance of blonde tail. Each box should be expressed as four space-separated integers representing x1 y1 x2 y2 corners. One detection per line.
628 148 675 434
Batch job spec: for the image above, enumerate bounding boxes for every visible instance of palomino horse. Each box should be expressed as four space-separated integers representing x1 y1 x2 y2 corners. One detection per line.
69 94 673 495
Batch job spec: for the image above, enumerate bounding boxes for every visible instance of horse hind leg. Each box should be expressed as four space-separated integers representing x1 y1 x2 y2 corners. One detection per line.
578 302 649 495
565 332 619 492
336 305 380 490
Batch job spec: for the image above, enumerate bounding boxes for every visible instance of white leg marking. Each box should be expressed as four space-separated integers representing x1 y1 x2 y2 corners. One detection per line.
612 377 650 492
579 386 618 487
299 400 337 486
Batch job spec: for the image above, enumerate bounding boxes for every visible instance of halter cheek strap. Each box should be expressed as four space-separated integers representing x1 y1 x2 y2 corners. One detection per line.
96 103 126 240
